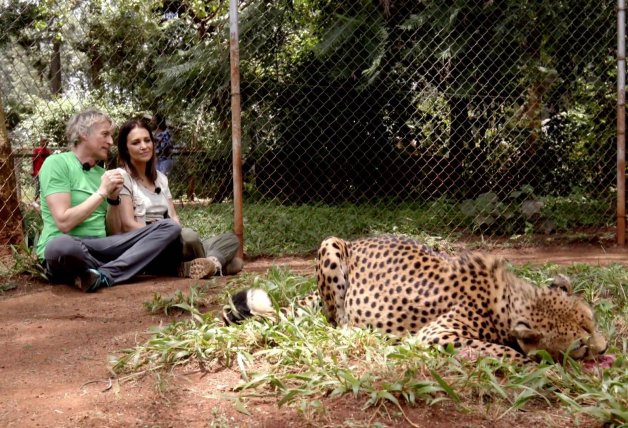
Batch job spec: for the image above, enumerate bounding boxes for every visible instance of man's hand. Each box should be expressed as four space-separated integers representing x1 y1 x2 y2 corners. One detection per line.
100 168 124 198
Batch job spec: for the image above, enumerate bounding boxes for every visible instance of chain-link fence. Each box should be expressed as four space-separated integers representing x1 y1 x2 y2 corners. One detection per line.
0 0 621 254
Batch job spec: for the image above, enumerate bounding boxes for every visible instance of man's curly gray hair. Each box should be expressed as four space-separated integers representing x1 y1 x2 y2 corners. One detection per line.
65 108 112 147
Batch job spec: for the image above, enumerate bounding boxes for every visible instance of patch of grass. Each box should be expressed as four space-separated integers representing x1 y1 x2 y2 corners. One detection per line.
113 264 628 425
144 284 218 316
1 208 46 280
542 193 613 231
12 197 610 263
22 206 43 248
1 242 48 280
176 199 611 258
177 201 464 257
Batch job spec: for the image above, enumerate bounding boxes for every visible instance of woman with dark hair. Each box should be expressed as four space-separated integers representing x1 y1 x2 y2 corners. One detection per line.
114 118 174 228
109 118 242 279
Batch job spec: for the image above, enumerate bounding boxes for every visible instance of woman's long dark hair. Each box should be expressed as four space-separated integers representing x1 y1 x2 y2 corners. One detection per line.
116 118 158 183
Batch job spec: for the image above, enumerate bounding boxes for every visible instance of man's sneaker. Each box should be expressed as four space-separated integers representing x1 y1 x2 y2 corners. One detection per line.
74 269 112 293
178 258 217 280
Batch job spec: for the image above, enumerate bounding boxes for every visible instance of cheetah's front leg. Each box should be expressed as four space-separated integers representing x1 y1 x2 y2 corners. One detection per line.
416 320 530 364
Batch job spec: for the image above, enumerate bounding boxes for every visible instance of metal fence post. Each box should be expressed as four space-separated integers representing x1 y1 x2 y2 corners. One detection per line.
618 0 626 245
229 0 244 258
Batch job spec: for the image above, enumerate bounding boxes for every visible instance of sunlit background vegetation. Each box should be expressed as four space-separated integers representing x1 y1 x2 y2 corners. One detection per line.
0 0 619 246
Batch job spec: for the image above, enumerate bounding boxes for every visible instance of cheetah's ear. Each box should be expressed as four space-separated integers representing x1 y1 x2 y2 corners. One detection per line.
549 274 573 294
511 322 542 354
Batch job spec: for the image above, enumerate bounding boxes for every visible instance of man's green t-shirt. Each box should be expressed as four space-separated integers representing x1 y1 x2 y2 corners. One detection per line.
36 151 107 259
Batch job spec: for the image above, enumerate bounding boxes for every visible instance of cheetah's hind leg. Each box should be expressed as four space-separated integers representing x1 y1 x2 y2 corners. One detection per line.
316 237 350 327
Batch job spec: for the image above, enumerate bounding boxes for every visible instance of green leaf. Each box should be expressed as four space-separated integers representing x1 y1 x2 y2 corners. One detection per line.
429 370 460 403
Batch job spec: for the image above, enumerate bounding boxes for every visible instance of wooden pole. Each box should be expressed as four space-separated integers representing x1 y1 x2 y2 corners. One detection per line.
617 0 626 245
229 0 244 258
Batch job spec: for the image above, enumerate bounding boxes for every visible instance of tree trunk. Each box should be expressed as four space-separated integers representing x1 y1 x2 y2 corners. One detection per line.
0 96 25 246
50 38 62 95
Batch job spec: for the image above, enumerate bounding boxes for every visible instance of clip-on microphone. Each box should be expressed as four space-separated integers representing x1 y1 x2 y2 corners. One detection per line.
155 187 161 194
82 162 91 171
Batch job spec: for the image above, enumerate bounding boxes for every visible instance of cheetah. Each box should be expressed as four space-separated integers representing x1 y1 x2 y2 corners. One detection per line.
224 235 608 363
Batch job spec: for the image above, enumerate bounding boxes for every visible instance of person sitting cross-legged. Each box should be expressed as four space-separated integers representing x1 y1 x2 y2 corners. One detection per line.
37 108 183 292
105 117 243 279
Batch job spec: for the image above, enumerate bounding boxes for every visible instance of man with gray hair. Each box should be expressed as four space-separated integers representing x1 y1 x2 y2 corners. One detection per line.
37 108 182 292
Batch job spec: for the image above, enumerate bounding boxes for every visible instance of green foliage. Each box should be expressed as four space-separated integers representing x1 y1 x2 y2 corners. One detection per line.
1 0 617 255
144 285 216 316
10 92 141 149
22 206 43 247
0 1 38 46
6 242 47 280
229 265 317 306
176 198 610 257
17 197 611 264
177 201 463 257
542 191 613 231
113 264 628 425
460 187 612 235
0 206 46 280
460 191 525 234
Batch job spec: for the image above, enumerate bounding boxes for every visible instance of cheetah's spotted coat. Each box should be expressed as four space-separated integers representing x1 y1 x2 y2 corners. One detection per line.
315 235 607 362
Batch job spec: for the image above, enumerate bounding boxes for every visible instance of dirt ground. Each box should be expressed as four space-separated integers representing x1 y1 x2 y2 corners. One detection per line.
1 244 627 428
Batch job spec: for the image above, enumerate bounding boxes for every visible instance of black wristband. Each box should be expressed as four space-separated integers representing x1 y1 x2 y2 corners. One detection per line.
106 196 121 206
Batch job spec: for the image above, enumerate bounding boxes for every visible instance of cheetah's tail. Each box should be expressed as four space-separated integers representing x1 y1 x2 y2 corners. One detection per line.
222 288 275 325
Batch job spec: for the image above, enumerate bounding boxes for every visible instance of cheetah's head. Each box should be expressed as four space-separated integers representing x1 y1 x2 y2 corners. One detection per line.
510 274 607 363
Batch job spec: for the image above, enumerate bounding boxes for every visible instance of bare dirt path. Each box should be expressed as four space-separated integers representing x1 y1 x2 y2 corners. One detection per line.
0 244 625 427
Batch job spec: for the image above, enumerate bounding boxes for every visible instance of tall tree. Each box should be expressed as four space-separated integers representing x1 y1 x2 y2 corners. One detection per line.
50 37 62 95
0 94 24 245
